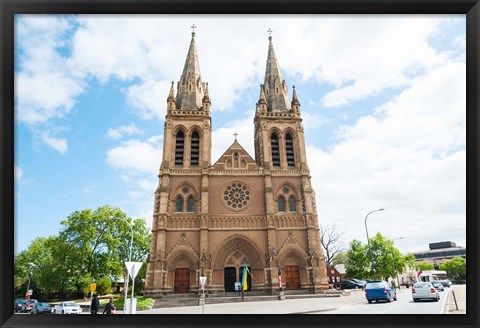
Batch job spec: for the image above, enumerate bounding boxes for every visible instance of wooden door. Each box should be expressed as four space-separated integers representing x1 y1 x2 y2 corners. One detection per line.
285 265 300 290
174 268 190 294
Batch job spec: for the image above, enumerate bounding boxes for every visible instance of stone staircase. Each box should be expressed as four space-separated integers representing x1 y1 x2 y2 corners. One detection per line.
152 290 343 308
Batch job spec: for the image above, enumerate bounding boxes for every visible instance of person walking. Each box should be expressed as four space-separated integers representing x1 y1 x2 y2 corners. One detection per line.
90 294 100 314
391 279 396 291
103 297 116 314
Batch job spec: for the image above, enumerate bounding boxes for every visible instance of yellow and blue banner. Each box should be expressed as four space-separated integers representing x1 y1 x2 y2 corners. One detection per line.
241 261 249 291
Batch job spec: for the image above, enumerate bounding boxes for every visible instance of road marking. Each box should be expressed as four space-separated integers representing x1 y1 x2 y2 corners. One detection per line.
440 289 450 314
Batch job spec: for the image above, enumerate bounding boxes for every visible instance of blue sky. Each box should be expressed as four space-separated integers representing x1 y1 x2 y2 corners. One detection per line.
14 15 466 255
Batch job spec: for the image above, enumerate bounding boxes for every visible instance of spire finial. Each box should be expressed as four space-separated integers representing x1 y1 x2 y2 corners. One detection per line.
233 132 238 141
267 28 273 41
191 24 197 37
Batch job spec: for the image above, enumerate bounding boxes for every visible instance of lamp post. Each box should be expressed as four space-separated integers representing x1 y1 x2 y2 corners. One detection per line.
25 262 36 299
110 216 133 314
391 237 403 290
364 208 385 279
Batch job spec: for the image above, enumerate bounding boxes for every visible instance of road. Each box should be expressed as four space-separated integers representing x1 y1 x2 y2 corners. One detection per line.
319 288 450 314
14 287 457 315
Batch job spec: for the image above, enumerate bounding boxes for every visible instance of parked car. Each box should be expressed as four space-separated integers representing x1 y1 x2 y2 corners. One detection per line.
440 280 452 287
339 279 365 290
351 279 367 288
431 280 445 292
365 280 397 303
31 302 53 314
53 302 82 314
14 299 26 312
21 299 38 313
412 282 440 302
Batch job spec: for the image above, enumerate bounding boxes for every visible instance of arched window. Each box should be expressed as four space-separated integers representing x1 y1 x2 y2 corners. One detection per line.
175 131 185 166
271 133 280 167
190 131 200 166
289 196 296 212
175 196 184 212
285 132 295 167
278 197 286 212
187 196 195 212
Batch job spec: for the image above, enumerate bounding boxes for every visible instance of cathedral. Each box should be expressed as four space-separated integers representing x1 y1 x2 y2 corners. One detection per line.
145 28 329 296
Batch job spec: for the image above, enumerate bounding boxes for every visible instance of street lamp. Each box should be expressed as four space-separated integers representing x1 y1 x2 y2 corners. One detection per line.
110 216 134 314
25 262 36 299
391 237 403 290
364 208 385 279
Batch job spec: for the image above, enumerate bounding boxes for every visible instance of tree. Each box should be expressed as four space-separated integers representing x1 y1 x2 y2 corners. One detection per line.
320 224 345 270
332 251 348 267
345 240 370 279
417 261 434 271
344 233 411 280
14 205 151 299
439 257 466 282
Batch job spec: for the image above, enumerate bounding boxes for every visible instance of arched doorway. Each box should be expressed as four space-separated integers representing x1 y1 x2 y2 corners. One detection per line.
224 267 236 292
174 268 190 293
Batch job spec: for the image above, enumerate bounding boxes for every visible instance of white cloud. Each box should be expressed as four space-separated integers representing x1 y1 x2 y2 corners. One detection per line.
14 164 23 180
39 133 68 154
106 138 162 175
309 61 466 254
107 123 145 140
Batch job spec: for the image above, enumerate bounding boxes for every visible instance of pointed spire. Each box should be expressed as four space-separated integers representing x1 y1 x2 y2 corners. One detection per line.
291 85 300 105
203 82 210 101
263 29 291 112
175 27 205 110
259 85 266 104
167 81 175 101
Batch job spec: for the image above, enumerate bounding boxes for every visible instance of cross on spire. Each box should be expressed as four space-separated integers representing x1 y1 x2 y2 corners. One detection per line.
233 132 238 141
191 24 197 36
267 28 273 40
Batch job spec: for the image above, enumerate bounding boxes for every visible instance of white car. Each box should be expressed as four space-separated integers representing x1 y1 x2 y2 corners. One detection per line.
412 282 440 302
53 302 82 314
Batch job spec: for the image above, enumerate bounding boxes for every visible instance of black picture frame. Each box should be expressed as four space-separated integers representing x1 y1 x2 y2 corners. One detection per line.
1 1 478 328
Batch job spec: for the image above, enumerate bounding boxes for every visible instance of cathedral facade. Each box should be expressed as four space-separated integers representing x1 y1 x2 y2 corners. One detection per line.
145 30 329 296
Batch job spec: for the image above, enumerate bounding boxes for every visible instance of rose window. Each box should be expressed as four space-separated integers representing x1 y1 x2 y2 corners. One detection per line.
222 182 252 211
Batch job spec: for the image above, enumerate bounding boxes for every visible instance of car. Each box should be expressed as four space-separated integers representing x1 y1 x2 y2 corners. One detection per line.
440 280 452 287
431 280 445 292
53 302 82 314
31 302 53 314
339 279 365 290
412 282 440 302
365 280 397 303
351 279 367 288
21 299 38 313
14 299 26 312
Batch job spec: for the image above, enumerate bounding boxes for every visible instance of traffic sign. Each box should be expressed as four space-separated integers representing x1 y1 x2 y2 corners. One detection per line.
27 289 33 295
199 276 207 289
90 283 97 291
125 262 143 279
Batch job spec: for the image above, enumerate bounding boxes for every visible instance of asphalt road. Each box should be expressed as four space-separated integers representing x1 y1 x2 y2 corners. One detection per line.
320 288 450 314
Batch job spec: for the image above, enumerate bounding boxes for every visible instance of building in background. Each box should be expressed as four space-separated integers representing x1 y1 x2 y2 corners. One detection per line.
412 241 466 268
144 30 329 296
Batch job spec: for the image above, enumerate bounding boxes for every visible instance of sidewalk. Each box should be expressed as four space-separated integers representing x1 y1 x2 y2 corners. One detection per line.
444 285 466 314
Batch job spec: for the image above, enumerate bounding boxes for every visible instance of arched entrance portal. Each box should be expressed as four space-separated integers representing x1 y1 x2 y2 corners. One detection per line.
224 267 236 292
174 268 190 293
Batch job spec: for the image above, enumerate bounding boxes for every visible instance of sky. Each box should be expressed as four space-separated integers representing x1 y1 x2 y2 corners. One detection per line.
14 14 466 256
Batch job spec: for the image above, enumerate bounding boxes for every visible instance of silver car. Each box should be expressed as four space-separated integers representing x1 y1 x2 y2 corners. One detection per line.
431 280 445 292
412 282 440 302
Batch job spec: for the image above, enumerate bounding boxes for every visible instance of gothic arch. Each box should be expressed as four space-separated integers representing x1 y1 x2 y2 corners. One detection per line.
274 181 300 200
188 125 203 137
211 234 264 270
170 181 200 213
166 246 199 271
278 246 308 268
172 125 187 136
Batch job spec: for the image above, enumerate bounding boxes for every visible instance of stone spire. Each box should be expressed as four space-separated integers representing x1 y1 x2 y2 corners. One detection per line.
175 28 206 110
167 81 176 110
262 32 291 112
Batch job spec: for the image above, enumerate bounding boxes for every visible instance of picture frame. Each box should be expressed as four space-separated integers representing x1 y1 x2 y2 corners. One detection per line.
1 1 478 328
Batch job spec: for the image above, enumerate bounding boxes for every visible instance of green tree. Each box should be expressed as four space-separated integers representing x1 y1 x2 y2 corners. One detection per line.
345 240 370 279
96 276 113 295
332 251 348 267
439 257 466 281
417 261 434 271
14 205 151 299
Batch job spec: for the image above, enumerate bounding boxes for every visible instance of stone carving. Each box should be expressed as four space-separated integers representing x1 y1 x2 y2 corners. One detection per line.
221 181 252 211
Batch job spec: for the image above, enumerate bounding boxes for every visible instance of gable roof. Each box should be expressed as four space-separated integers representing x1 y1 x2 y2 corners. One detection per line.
212 140 257 170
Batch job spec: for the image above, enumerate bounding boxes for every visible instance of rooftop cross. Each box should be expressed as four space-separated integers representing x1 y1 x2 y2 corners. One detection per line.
233 132 238 141
191 24 197 36
267 28 273 40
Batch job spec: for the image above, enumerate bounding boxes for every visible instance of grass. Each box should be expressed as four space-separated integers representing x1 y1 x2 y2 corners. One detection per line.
101 297 154 310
